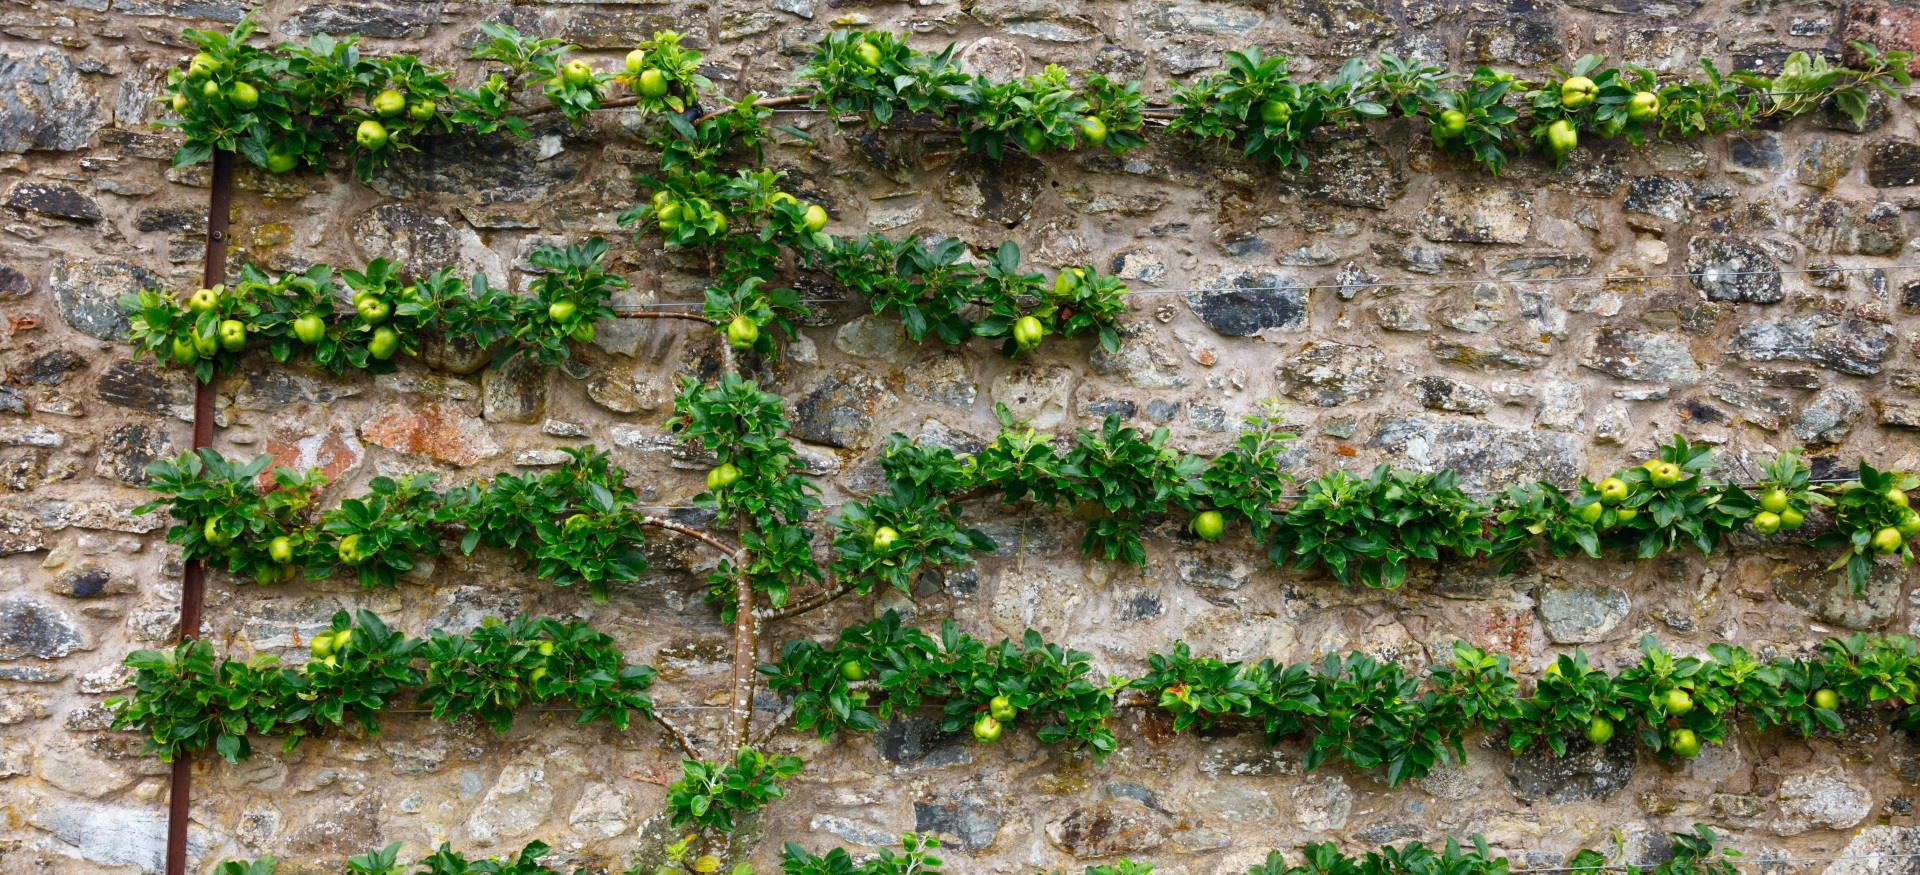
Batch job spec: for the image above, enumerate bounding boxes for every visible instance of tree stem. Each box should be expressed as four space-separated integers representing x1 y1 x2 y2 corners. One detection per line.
640 516 740 557
652 710 702 760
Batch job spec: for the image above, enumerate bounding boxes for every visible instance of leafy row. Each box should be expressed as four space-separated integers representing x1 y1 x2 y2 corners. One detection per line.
106 609 656 763
768 617 1920 786
1141 631 1920 785
164 17 709 178
761 610 1119 755
835 408 1918 594
206 826 1743 875
801 28 1910 172
134 445 652 599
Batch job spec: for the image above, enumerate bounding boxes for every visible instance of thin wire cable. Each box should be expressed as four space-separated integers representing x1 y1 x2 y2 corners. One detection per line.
1507 852 1920 874
613 262 1920 308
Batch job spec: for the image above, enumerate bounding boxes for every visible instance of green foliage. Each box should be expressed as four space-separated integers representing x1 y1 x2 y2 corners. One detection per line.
134 446 653 600
1198 401 1298 541
780 833 942 875
1269 465 1488 588
1063 415 1207 565
796 30 969 124
761 610 1119 756
665 747 804 833
107 610 654 763
1814 463 1919 591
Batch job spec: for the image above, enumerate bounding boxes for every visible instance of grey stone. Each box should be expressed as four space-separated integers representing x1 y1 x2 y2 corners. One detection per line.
282 1 441 39
417 329 496 376
1367 415 1581 491
1792 387 1862 447
1579 328 1702 384
914 793 1003 850
94 423 172 484
1185 271 1307 336
1200 746 1297 777
992 365 1074 428
878 716 970 768
97 359 195 421
1538 584 1631 643
1463 15 1564 65
372 122 585 203
793 369 887 449
1774 558 1902 629
0 264 26 297
1797 139 1857 190
1771 768 1871 836
114 0 250 18
0 690 46 724
1175 553 1253 590
1624 176 1693 223
1731 311 1893 376
833 314 908 361
0 598 88 659
4 182 100 222
1566 0 1701 16
0 50 107 153
1090 326 1188 389
1409 375 1491 414
1536 381 1586 432
1877 398 1920 429
1274 341 1386 406
30 801 207 871
53 259 159 341
1826 828 1920 875
1291 776 1354 830
1418 183 1532 244
1824 88 1891 132
1866 140 1920 187
1686 235 1781 303
1429 338 1546 371
1784 197 1904 255
1276 129 1406 209
942 152 1045 226
14 350 85 386
35 742 131 798
1509 737 1636 803
1730 133 1784 170
233 369 361 410
903 351 976 408
482 355 547 424
352 203 460 275
49 564 126 599
466 761 553 843
1047 801 1169 859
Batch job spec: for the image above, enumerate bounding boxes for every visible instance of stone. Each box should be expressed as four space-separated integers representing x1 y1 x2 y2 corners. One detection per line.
1409 375 1491 414
1624 176 1693 223
1797 139 1857 190
1731 311 1893 376
1686 236 1781 303
0 50 107 152
992 365 1074 428
1367 415 1581 491
1771 768 1872 836
1784 197 1903 255
1185 272 1307 336
1275 129 1406 209
1090 326 1188 389
372 122 585 203
903 352 976 408
1462 14 1562 64
417 330 495 375
1509 737 1635 803
1773 558 1902 628
833 314 909 361
1274 341 1386 407
1429 338 1546 371
878 716 970 768
1291 776 1353 831
1792 387 1862 447
914 793 1003 850
1579 328 1702 384
94 423 171 484
482 355 547 424
4 181 100 222
1047 801 1169 859
1730 132 1784 170
52 259 160 341
1877 398 1920 429
1866 140 1920 187
942 152 1045 226
1826 828 1920 875
35 742 131 797
49 564 127 599
468 761 554 843
0 598 88 659
0 691 46 724
568 783 632 840
1175 553 1253 590
30 801 207 871
1567 0 1701 15
352 203 460 274
282 1 440 38
12 350 83 387
1536 381 1586 431
360 403 501 466
793 368 888 449
1538 584 1631 643
233 369 361 410
1418 183 1532 244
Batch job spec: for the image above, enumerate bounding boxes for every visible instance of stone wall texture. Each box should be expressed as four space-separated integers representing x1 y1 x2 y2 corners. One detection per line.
7 0 1920 873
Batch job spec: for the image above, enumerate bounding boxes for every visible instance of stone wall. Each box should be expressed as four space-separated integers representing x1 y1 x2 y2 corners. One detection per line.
6 0 1920 873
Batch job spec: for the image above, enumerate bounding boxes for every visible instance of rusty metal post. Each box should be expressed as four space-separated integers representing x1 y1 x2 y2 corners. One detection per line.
166 146 232 875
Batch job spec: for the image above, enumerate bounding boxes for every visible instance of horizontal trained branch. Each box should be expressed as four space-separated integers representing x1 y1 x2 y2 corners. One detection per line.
769 609 1920 786
106 609 655 763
